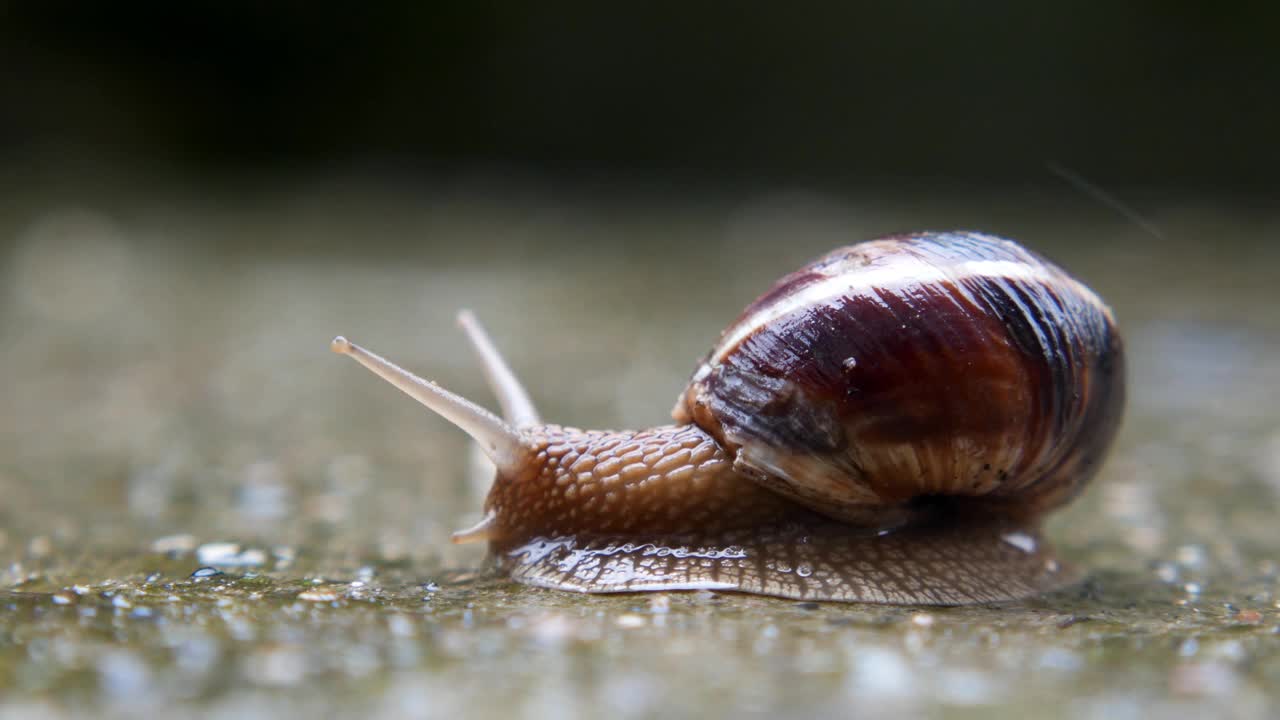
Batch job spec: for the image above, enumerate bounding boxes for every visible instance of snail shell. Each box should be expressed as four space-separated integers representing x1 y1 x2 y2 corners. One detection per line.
332 231 1125 604
677 232 1124 529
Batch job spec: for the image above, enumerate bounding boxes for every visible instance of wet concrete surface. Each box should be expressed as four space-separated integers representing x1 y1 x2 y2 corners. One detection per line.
1 183 1278 718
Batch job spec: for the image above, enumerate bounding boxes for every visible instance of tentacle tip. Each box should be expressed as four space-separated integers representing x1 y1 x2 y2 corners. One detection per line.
330 336 353 354
450 511 499 544
450 529 488 545
456 309 476 328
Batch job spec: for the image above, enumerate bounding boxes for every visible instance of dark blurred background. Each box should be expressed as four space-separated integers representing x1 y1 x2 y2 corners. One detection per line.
1 1 1277 192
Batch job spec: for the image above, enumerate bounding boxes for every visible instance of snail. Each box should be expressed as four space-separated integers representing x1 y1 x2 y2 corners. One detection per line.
331 231 1124 604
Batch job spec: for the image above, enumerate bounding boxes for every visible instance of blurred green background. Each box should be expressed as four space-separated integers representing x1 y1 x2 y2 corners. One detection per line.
2 1 1276 192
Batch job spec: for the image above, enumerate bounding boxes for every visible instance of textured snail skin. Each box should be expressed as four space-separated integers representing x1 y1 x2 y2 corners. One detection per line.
484 424 799 539
481 232 1123 604
483 424 1076 603
496 520 1072 604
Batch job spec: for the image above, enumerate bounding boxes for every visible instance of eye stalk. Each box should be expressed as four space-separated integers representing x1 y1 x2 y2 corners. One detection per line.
329 334 528 476
455 311 541 428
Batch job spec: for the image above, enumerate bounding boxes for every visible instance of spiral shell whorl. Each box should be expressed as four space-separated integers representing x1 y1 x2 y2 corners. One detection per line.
676 231 1125 526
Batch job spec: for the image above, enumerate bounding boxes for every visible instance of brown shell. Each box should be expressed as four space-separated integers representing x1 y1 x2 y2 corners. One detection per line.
674 231 1125 528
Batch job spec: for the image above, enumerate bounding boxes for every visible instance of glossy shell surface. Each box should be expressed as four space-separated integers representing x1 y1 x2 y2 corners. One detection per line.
675 232 1125 527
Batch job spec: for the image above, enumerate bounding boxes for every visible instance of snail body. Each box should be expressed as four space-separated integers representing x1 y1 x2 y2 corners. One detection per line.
332 231 1124 604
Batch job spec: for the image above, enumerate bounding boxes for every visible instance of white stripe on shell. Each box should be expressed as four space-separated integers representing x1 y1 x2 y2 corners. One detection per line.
711 254 1107 364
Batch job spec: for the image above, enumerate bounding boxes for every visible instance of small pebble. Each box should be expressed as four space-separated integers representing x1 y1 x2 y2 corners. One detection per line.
51 593 74 605
190 567 224 580
1234 609 1263 624
298 588 341 602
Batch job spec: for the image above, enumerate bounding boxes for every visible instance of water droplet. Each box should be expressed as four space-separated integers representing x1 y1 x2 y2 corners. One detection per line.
190 567 223 579
1001 531 1037 553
